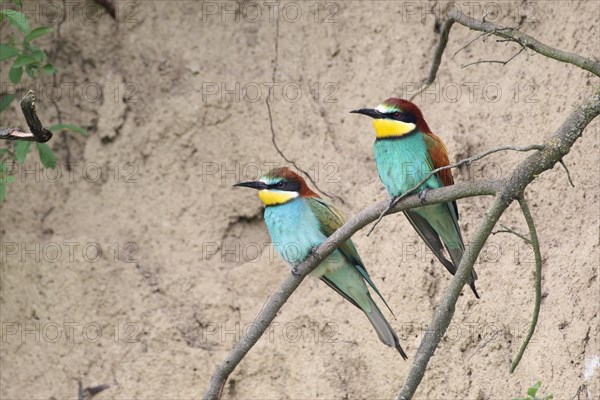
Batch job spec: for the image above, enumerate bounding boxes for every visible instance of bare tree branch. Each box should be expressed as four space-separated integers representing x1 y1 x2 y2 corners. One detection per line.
397 192 509 400
0 91 53 142
460 47 525 69
409 16 455 101
491 225 531 244
559 159 575 187
509 195 543 373
410 7 599 101
447 9 600 77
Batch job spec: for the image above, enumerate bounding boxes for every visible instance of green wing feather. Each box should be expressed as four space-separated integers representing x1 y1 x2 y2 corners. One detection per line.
421 136 463 244
307 197 395 316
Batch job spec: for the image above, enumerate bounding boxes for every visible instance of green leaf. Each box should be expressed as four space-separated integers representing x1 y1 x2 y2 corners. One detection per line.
25 63 38 79
42 63 57 74
49 123 88 136
527 381 541 397
0 94 15 112
8 65 22 83
0 9 29 34
0 43 20 61
36 143 56 168
30 49 46 61
12 54 36 67
0 182 6 203
14 140 31 163
24 26 52 43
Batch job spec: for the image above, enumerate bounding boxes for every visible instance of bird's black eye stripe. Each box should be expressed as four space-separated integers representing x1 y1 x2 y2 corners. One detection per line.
268 181 300 191
388 111 417 124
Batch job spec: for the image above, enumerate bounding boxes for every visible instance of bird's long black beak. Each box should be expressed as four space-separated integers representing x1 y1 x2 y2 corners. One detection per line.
350 108 383 119
233 181 267 190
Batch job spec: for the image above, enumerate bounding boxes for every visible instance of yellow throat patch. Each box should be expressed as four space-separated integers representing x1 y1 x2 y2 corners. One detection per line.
372 119 416 139
258 190 298 206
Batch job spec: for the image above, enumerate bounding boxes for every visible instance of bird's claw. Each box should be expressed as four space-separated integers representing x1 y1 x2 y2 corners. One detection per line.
291 266 300 276
419 188 430 205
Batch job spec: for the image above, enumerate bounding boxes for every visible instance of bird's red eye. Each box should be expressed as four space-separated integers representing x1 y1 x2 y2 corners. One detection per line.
393 112 401 118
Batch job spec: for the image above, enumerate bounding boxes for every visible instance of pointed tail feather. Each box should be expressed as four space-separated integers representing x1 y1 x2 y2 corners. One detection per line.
364 298 408 359
404 211 456 276
406 209 480 299
447 247 480 299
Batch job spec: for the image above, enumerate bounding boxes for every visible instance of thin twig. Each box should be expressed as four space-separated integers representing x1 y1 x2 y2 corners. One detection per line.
510 195 542 373
366 144 544 236
452 32 490 59
265 94 344 203
559 159 575 187
411 7 599 104
409 17 455 102
461 47 525 69
491 225 531 244
265 11 344 203
447 9 600 77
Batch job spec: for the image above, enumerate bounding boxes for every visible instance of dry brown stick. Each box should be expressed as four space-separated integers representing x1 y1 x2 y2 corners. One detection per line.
461 47 525 69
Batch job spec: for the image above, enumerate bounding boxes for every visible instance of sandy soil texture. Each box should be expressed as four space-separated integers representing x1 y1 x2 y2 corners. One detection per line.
1 1 598 399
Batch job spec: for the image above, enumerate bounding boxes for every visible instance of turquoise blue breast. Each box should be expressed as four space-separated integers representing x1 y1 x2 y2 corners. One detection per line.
373 132 441 196
263 198 325 266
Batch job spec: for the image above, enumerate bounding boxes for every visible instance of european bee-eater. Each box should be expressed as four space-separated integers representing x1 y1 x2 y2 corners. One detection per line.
234 167 407 358
351 98 479 298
